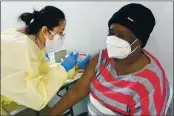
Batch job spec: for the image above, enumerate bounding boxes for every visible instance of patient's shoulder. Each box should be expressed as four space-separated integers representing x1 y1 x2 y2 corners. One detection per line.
87 54 99 70
81 53 99 82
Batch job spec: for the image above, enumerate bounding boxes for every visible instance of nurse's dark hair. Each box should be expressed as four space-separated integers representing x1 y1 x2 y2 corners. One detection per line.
18 6 65 35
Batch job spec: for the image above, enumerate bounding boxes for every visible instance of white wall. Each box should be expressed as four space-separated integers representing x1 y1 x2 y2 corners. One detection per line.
1 1 173 87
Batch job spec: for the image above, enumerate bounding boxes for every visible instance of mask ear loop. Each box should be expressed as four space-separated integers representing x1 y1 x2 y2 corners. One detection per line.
130 39 140 54
49 30 55 36
62 31 66 36
130 46 140 54
130 39 138 46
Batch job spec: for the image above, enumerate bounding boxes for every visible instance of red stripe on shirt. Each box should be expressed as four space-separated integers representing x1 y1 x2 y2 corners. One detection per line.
92 65 137 114
144 49 167 115
90 89 129 115
135 68 163 114
92 77 135 104
111 81 150 115
143 49 167 115
99 64 150 115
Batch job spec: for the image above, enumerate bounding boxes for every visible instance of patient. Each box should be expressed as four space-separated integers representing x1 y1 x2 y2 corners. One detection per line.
50 3 170 116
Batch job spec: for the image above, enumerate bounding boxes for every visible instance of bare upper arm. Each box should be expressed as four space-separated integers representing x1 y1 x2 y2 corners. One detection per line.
49 54 100 115
77 54 99 93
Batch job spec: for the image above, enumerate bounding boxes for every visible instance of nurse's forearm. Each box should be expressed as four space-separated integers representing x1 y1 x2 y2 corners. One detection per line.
49 78 89 116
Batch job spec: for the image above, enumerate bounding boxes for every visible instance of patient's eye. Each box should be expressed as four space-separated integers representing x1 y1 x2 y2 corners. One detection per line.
109 29 115 35
118 33 124 38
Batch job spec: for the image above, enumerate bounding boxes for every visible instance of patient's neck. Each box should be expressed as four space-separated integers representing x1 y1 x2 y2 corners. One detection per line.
114 50 142 66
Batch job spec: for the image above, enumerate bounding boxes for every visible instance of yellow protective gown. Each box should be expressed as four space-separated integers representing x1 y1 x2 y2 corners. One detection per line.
1 28 68 111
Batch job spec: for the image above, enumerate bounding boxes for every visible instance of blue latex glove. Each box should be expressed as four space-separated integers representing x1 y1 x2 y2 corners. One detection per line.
61 52 78 72
78 55 90 69
45 53 49 61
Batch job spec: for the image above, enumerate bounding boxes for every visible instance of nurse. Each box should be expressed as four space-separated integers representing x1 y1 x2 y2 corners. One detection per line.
1 6 89 111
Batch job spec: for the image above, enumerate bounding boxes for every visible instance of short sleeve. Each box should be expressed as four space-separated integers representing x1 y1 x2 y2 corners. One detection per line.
95 49 103 72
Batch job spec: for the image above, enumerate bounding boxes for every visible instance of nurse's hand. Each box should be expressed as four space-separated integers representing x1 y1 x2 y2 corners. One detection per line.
61 52 78 72
45 53 49 60
78 55 91 69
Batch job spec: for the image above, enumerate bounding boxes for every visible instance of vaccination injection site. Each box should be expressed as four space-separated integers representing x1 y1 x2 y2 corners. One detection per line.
1 1 173 116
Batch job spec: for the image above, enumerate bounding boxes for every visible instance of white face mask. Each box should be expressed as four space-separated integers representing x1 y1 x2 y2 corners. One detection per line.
106 36 139 59
44 31 65 53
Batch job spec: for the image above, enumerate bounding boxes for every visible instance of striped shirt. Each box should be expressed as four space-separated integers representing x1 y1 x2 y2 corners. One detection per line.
88 49 170 116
